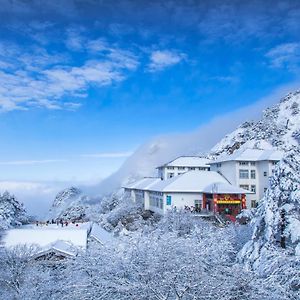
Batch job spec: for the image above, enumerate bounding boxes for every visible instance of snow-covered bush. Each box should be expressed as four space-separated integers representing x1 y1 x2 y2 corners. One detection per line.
0 191 28 230
54 215 287 300
154 208 197 236
238 149 300 298
236 208 256 224
100 194 150 231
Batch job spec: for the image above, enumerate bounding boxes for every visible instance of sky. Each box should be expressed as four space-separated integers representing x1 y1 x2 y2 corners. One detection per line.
1 0 300 211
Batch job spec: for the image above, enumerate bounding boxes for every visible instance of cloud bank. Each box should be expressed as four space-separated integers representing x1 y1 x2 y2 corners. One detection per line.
91 82 300 195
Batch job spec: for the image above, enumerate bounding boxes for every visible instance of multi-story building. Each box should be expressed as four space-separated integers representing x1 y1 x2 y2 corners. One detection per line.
209 148 283 208
157 156 211 180
124 171 249 216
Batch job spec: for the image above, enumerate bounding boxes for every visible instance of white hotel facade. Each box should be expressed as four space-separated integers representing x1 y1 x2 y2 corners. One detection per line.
157 156 211 180
123 149 283 216
124 171 248 215
209 149 283 208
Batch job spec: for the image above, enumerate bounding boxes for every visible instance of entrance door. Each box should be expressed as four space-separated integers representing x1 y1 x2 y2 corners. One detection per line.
194 200 202 212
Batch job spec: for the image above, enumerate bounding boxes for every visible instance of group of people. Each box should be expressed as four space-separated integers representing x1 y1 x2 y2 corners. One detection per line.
35 219 79 227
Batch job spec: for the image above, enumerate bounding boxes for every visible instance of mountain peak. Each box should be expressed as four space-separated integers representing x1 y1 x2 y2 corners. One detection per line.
211 89 300 156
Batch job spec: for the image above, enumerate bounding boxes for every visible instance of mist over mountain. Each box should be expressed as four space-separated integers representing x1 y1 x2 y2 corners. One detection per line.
91 88 300 196
49 88 300 220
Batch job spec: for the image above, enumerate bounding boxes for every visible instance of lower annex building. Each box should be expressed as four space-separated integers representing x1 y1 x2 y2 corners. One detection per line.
124 171 249 217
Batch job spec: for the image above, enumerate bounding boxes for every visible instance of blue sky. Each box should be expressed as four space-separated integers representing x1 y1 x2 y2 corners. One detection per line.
1 0 300 183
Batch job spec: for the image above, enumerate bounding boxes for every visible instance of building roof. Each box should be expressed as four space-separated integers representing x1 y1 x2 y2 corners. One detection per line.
211 148 284 164
2 223 89 249
147 171 250 194
202 182 249 194
123 177 162 190
89 223 113 245
33 240 78 258
156 156 211 168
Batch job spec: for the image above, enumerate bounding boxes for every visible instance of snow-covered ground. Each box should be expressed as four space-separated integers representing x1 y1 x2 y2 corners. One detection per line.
2 223 91 249
1 222 114 255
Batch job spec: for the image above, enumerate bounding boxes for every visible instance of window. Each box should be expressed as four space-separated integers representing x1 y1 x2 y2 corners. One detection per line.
250 162 256 166
251 170 256 179
216 163 222 167
178 166 185 170
167 173 174 179
272 161 278 165
239 161 249 166
150 192 164 208
199 167 206 170
263 171 268 177
239 169 249 179
251 200 257 208
188 167 196 170
159 199 163 209
240 184 249 190
167 166 175 170
264 188 268 193
166 195 172 205
251 185 256 193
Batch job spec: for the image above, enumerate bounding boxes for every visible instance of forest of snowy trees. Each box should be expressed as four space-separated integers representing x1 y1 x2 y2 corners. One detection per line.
0 149 300 299
1 151 300 299
0 210 297 300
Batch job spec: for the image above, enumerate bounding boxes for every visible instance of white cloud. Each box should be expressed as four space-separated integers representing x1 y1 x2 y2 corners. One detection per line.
65 27 86 51
80 151 134 158
0 40 139 111
266 42 300 69
148 50 186 72
86 38 109 53
0 159 67 165
0 180 70 217
209 76 239 83
94 81 300 195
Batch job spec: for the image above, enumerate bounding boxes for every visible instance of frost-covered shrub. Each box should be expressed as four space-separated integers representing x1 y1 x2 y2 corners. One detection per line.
0 191 28 229
154 209 197 236
238 149 300 298
236 208 256 224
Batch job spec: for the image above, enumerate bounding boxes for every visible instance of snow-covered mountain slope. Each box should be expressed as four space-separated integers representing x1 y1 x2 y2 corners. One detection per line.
48 187 90 221
212 90 300 156
94 90 300 196
49 89 300 219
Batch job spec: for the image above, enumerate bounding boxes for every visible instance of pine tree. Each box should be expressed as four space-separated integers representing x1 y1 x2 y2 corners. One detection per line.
239 148 300 280
0 191 28 229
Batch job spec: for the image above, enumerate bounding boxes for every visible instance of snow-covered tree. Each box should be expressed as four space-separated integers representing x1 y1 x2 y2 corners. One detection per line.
239 148 300 297
52 214 286 300
0 191 28 230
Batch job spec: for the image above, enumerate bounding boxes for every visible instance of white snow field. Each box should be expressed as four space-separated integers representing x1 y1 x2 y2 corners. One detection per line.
1 222 114 257
3 223 90 249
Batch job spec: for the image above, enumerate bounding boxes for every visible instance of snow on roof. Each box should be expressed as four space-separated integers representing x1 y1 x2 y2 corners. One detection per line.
2 224 89 249
211 148 284 164
123 177 162 190
89 223 113 244
157 156 211 168
148 171 250 194
34 240 78 258
202 182 251 194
